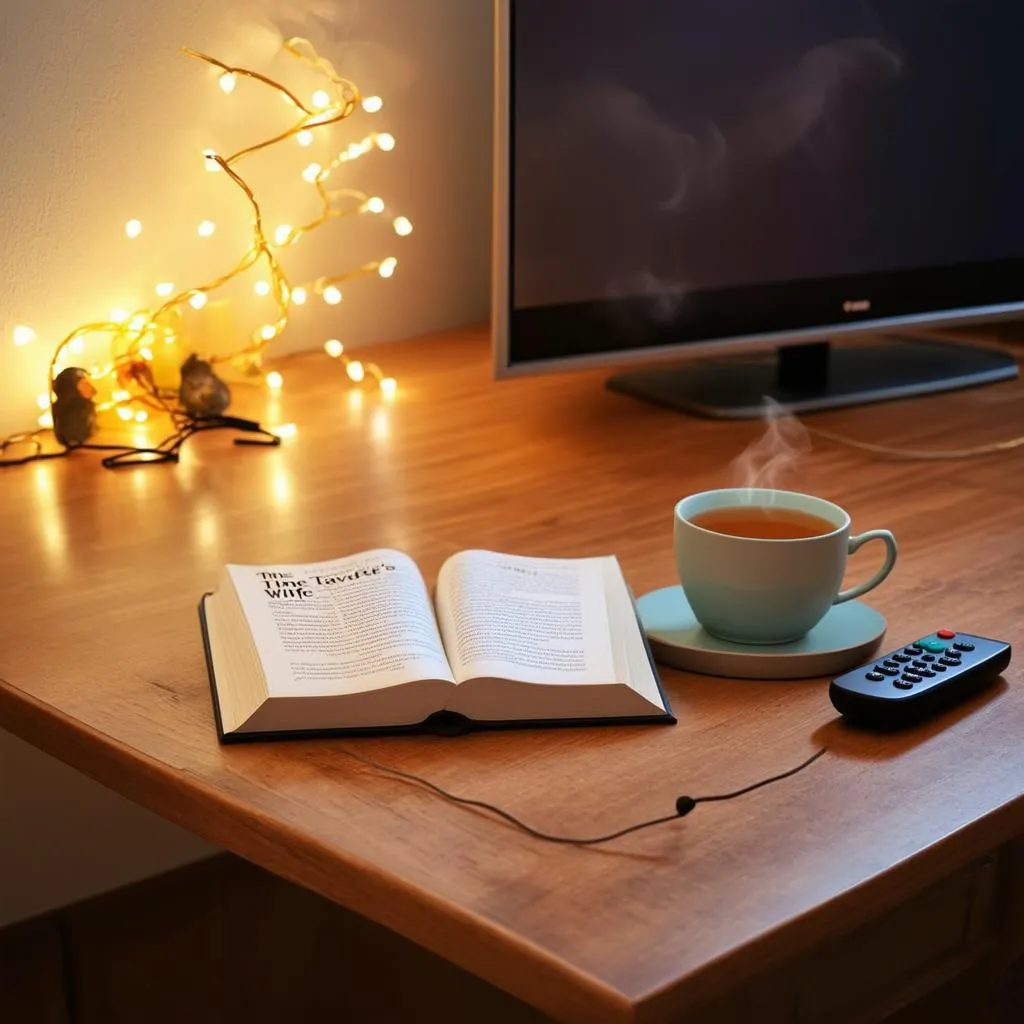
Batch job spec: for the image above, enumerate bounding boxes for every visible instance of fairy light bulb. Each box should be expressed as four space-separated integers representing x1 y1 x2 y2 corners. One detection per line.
297 129 314 147
37 412 54 429
125 219 143 239
260 325 277 341
265 371 283 390
362 95 383 113
36 393 50 411
130 315 146 331
378 257 398 279
134 410 149 424
347 360 365 383
254 281 271 296
274 224 293 245
155 282 174 297
393 216 414 237
376 133 396 152
271 423 297 439
291 286 307 305
302 162 322 183
189 291 208 310
12 325 37 345
323 285 343 306
365 196 385 214
380 377 397 397
198 220 216 237
218 72 236 94
311 90 331 110
70 338 86 353
117 407 133 422
139 347 154 360
203 149 221 171
110 309 130 324
112 389 130 402
324 339 344 358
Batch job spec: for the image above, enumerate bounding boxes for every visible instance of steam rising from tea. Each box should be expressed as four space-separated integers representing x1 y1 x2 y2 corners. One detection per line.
732 398 812 497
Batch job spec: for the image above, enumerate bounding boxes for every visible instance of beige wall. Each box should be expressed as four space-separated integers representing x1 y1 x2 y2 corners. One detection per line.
0 0 493 926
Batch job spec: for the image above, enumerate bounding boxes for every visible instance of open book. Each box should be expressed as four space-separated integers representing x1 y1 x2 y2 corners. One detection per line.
199 548 673 740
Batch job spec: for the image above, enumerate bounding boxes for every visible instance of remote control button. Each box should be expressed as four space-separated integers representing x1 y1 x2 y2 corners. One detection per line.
920 654 937 662
902 672 923 683
939 657 960 667
904 647 921 656
879 667 900 677
932 663 947 672
953 642 975 652
892 654 912 663
882 659 901 669
918 669 936 678
937 629 956 639
894 680 914 690
919 639 948 653
866 671 885 682
911 661 930 671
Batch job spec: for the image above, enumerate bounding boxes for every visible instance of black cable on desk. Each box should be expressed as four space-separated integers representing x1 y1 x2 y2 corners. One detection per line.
342 746 828 845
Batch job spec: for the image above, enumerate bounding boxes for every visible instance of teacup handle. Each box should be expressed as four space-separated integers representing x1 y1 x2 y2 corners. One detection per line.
834 530 898 604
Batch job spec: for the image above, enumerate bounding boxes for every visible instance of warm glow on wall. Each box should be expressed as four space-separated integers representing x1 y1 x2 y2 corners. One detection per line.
1 35 412 469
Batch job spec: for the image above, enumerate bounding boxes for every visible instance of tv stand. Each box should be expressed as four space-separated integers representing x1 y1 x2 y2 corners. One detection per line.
605 336 1019 418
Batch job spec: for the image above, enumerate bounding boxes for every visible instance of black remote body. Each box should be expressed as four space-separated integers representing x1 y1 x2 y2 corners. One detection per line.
830 630 1012 729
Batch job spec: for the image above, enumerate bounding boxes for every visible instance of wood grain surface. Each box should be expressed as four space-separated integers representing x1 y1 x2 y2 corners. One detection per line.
1 326 1022 1023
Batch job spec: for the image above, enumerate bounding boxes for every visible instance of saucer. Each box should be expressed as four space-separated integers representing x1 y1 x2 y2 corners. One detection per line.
636 586 886 680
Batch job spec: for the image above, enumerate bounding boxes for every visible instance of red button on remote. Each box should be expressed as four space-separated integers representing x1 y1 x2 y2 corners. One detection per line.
937 629 956 639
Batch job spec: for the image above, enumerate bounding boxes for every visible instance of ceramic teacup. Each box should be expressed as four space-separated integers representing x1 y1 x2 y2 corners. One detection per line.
674 488 897 645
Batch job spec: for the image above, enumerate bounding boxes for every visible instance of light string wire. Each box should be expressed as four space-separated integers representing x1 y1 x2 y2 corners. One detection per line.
0 416 280 469
802 345 1024 460
2 36 406 467
341 745 828 846
806 424 1024 461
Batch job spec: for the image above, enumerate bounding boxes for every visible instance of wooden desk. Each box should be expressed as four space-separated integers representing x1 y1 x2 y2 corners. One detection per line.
1 327 1023 1023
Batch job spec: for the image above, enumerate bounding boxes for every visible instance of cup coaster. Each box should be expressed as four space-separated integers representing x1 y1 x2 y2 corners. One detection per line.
636 586 887 680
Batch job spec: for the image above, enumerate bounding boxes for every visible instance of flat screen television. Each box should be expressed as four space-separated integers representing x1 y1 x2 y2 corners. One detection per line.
493 0 1022 417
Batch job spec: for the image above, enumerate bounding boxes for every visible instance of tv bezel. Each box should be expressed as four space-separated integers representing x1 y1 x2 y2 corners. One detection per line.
492 0 1024 378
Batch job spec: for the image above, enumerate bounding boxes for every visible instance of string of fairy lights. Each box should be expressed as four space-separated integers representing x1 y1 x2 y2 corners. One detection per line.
3 36 408 466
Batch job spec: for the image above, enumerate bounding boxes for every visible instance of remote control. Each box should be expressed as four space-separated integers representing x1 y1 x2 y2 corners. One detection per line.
829 630 1012 729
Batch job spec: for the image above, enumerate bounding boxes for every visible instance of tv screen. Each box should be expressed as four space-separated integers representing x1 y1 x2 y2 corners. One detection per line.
504 0 1024 369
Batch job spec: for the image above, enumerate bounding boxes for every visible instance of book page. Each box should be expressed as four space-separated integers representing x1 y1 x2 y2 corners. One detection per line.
435 550 618 685
227 550 455 697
